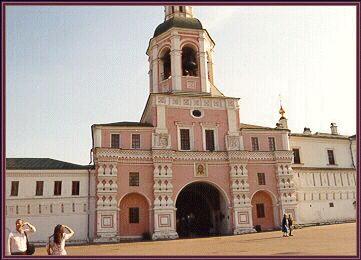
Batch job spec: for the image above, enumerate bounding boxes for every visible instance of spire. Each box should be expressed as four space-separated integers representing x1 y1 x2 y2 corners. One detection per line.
164 6 194 20
278 94 286 119
276 95 288 129
279 105 286 119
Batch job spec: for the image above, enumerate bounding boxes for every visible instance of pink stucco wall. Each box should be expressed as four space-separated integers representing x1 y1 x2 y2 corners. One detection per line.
166 108 229 151
101 129 153 150
242 132 286 151
117 164 154 236
181 76 201 92
247 164 278 201
116 164 154 206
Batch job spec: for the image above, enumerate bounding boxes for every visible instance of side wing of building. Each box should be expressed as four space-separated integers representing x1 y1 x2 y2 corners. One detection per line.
5 158 96 244
290 133 356 225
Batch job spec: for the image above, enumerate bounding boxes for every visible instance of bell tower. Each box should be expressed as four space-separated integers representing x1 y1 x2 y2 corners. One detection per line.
147 5 218 95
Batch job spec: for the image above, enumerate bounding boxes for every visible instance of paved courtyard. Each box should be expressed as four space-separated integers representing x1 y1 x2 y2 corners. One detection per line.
36 223 356 256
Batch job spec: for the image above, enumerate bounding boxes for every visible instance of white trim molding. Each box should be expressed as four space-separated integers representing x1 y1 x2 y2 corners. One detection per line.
175 122 195 151
200 122 219 151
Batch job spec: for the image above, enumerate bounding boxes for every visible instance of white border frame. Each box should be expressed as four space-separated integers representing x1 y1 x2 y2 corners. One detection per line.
190 108 204 119
176 122 194 151
109 133 121 149
131 133 141 150
200 122 219 151
291 146 303 165
325 147 337 166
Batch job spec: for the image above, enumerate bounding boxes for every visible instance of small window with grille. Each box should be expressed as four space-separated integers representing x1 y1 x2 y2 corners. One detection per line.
251 137 259 151
129 172 139 186
129 207 139 223
132 134 141 149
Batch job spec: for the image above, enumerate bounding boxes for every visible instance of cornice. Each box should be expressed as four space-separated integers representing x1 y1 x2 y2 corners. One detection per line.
95 149 294 163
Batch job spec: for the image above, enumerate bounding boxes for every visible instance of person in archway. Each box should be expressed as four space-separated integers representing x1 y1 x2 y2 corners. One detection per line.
281 214 289 237
288 214 294 236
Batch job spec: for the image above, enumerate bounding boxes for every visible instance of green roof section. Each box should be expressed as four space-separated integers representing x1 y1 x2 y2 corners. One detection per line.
154 16 203 37
6 158 90 170
93 121 153 127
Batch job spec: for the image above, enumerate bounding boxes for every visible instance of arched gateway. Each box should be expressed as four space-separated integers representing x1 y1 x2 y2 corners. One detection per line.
175 182 231 237
251 190 278 231
119 193 150 238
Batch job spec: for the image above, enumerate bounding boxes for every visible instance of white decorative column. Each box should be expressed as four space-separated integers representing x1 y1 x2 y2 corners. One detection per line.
152 151 178 240
229 161 256 234
170 32 182 91
151 44 159 93
276 161 298 220
94 162 119 243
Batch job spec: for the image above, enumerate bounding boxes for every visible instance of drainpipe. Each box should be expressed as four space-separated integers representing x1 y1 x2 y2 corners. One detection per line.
349 137 355 168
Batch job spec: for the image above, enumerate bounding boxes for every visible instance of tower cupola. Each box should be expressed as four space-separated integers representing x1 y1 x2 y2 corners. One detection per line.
147 6 219 96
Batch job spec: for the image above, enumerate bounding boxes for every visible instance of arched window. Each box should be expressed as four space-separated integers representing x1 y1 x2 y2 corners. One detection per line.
182 46 198 76
160 48 171 80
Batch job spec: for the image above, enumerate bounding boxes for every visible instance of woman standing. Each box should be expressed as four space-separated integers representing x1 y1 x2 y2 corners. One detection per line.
288 214 294 236
281 214 289 237
46 224 74 255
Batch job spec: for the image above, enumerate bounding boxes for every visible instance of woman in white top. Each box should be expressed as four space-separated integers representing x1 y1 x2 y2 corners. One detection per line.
46 224 74 255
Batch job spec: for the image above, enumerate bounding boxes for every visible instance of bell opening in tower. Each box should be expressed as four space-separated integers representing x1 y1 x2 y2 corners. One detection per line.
182 46 198 77
160 48 171 80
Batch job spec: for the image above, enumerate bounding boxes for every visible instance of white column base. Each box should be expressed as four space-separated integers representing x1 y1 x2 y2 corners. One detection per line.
93 235 120 243
152 230 179 240
233 227 257 235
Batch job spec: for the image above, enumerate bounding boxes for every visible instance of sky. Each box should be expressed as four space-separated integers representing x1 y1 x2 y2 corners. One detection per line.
6 5 356 165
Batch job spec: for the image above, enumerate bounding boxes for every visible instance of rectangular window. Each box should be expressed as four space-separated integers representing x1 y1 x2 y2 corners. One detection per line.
129 207 139 223
72 181 80 196
111 134 120 148
180 129 190 150
251 137 259 151
10 181 19 196
132 134 141 149
129 172 139 187
205 130 215 151
54 181 62 196
268 137 275 151
327 150 335 165
293 148 301 164
329 202 334 207
35 181 44 196
257 173 266 185
256 203 265 218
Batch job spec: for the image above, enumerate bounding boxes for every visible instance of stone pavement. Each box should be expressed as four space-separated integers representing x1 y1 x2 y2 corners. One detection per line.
35 222 356 256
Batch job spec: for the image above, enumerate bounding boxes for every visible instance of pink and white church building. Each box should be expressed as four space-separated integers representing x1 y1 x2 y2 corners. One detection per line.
91 5 298 242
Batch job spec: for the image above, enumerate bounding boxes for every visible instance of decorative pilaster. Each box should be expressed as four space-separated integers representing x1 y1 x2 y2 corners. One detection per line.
152 151 178 240
229 163 256 234
276 163 298 218
94 162 119 243
170 33 182 91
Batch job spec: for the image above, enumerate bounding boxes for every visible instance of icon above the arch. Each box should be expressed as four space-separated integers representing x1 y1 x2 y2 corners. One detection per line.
194 163 207 177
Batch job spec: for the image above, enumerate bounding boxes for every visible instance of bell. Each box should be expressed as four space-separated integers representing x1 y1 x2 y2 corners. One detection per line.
186 60 197 70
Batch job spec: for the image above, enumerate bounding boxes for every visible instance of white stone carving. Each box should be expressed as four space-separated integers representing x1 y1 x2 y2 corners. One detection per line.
152 133 171 149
